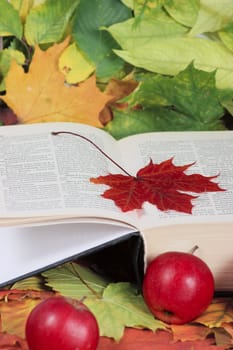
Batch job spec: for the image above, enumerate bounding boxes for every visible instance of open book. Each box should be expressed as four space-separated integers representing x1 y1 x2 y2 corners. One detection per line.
0 122 233 291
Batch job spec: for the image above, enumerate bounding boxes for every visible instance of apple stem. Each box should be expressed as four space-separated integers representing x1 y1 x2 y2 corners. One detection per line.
70 263 102 299
51 131 133 177
189 245 199 255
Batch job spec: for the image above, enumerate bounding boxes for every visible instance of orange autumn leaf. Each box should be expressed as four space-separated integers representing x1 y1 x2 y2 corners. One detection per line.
222 322 233 339
1 38 112 127
213 326 233 348
171 324 212 342
194 298 233 328
105 77 138 104
97 328 226 350
0 332 28 350
0 289 54 338
99 76 139 125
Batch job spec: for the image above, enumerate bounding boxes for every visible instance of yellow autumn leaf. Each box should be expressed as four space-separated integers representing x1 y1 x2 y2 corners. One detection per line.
59 43 95 84
0 48 25 91
194 298 233 328
1 37 112 127
0 289 54 338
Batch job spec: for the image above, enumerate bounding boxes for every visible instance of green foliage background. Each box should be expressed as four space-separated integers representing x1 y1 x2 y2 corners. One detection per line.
1 0 233 137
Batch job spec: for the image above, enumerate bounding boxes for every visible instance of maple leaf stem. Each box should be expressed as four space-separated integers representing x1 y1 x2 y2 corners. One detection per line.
52 131 133 176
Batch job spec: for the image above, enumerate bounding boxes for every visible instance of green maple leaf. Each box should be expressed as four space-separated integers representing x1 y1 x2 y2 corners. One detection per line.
85 282 166 341
105 107 196 139
130 63 226 122
106 63 229 139
12 276 44 291
43 262 108 299
43 263 165 341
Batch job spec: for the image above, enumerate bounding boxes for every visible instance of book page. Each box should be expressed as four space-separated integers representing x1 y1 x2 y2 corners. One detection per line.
0 122 142 226
117 130 233 228
2 124 233 230
0 220 138 287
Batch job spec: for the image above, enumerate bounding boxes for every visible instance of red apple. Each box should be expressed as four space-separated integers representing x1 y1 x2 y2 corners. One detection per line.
142 251 215 324
25 296 99 350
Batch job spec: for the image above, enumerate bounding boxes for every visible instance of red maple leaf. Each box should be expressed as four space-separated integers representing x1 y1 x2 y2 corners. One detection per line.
90 158 225 214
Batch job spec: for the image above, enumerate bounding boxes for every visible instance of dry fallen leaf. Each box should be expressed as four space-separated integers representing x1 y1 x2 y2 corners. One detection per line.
213 326 233 347
0 289 233 349
221 322 233 340
194 298 233 328
1 37 112 127
104 77 138 103
171 324 212 342
97 328 226 350
0 289 54 338
0 332 29 350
